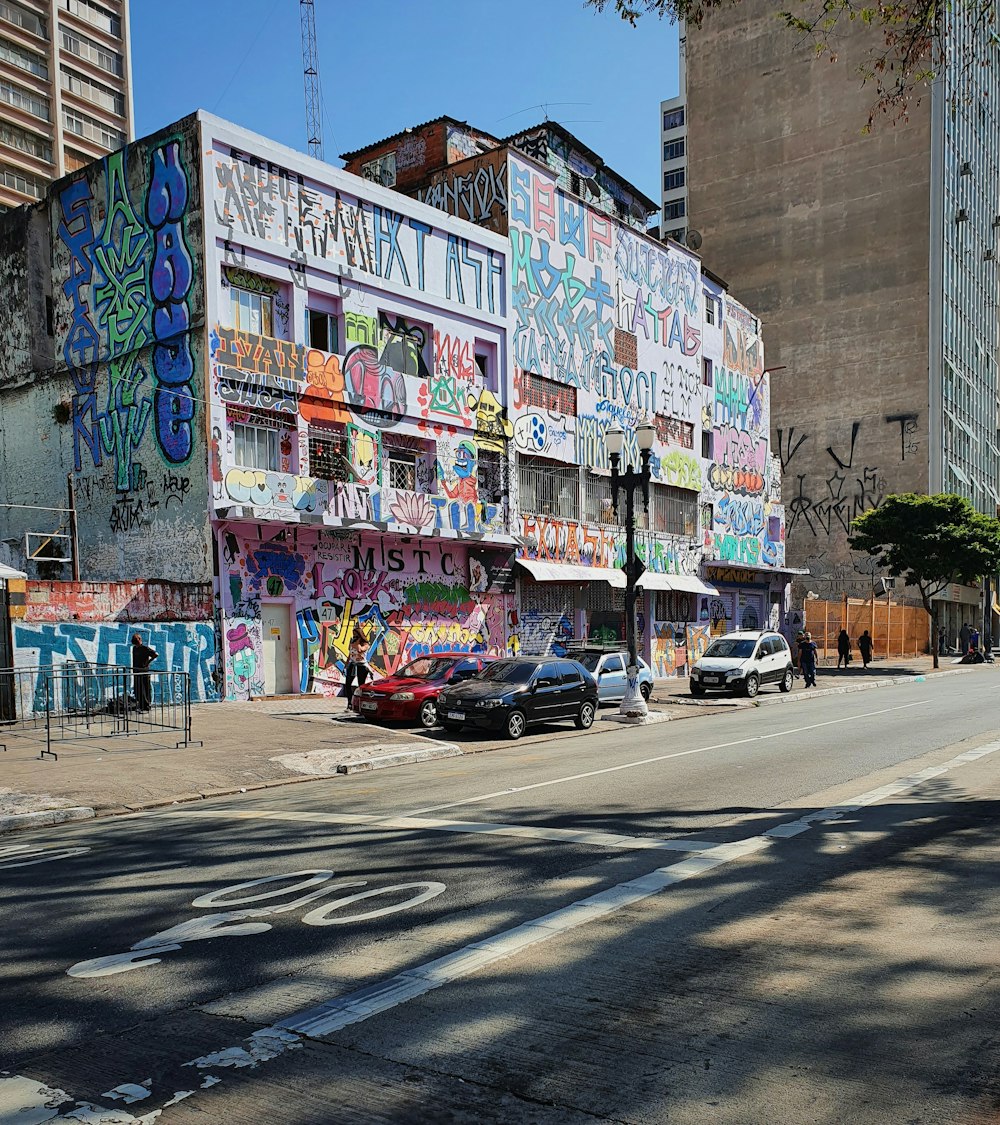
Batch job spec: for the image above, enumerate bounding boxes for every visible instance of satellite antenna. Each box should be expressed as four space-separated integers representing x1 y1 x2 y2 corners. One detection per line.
686 229 703 250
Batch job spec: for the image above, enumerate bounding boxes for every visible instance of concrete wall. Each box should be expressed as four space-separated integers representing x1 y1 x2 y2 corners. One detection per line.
686 0 931 598
0 115 211 585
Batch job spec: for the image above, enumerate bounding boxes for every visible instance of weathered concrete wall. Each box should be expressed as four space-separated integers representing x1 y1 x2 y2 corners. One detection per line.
687 0 931 598
0 115 211 584
21 579 212 622
415 149 509 234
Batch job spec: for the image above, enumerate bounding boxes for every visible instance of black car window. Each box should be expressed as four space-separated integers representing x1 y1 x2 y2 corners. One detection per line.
537 662 561 685
603 654 624 673
478 660 536 684
557 661 582 684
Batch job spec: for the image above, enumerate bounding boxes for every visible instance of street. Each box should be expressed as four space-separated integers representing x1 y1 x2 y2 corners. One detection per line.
3 668 1000 1123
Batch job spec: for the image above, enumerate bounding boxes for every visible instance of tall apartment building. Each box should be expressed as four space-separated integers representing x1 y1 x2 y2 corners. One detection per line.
660 25 687 244
0 0 132 211
683 0 1000 638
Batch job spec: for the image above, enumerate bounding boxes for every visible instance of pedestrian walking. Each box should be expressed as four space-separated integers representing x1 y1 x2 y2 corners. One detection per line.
938 626 947 656
959 622 971 656
793 629 806 678
343 628 370 708
836 628 852 668
798 632 818 687
130 633 159 713
857 629 874 668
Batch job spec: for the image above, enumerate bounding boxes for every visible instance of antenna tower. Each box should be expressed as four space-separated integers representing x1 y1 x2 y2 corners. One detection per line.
300 0 323 161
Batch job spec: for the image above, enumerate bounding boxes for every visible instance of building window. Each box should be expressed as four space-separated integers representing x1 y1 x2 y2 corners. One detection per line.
474 339 498 391
702 358 713 386
0 0 47 38
0 78 49 120
63 106 124 149
521 371 577 416
477 448 504 503
60 0 121 38
663 226 686 243
663 200 686 221
663 168 685 192
519 454 579 520
663 138 686 162
379 312 430 378
701 503 713 531
663 107 685 131
231 280 274 336
705 295 716 326
0 165 44 198
61 67 125 116
654 590 692 621
64 148 89 171
701 430 712 459
649 483 698 537
234 420 281 472
0 120 51 162
0 34 48 77
385 448 417 491
308 426 348 481
60 27 122 75
307 308 338 353
655 415 695 450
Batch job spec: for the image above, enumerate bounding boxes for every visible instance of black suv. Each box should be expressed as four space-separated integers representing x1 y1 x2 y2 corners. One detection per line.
436 657 599 740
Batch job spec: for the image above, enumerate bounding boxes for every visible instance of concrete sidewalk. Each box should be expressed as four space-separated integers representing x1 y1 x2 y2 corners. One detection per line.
0 654 982 834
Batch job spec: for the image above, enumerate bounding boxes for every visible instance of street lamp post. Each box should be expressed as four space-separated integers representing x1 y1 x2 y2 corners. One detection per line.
606 421 656 721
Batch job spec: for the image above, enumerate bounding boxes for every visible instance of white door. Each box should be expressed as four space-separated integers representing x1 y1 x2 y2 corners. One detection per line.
261 603 293 696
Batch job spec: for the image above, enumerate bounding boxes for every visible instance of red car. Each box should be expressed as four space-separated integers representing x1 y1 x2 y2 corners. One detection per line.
351 653 492 728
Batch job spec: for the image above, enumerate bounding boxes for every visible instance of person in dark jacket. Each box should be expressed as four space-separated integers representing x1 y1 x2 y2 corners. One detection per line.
857 629 874 668
836 629 852 668
798 632 818 687
131 633 159 712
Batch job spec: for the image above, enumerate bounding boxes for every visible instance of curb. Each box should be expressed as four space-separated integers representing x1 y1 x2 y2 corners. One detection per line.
0 806 95 834
336 743 462 774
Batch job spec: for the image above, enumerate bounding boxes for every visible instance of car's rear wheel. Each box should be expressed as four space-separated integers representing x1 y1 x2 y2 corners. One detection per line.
779 668 794 693
440 719 463 733
418 699 438 729
575 700 596 729
505 709 527 740
743 672 760 698
690 682 705 697
640 682 652 702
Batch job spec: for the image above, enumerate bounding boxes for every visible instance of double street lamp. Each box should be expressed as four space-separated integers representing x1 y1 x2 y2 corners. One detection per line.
606 421 656 721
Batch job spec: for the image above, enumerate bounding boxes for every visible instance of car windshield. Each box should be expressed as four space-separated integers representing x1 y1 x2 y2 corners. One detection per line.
398 657 457 680
705 638 757 659
574 652 603 672
477 660 536 684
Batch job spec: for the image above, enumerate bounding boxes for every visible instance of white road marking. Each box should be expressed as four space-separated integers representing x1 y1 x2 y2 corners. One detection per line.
166 808 724 853
9 724 993 1122
0 845 90 870
404 700 934 817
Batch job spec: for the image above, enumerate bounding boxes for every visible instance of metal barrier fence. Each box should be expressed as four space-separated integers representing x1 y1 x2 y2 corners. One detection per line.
0 662 197 760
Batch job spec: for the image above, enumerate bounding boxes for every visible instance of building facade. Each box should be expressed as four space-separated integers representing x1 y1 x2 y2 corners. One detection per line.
660 26 688 245
682 0 1000 641
345 117 792 673
0 0 133 211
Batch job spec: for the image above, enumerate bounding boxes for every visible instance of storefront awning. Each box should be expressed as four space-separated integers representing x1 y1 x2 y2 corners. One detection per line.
637 572 718 595
703 561 809 577
515 559 626 587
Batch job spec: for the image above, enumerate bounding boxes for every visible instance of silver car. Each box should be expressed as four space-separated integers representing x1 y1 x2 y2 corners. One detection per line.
573 650 654 703
689 630 794 698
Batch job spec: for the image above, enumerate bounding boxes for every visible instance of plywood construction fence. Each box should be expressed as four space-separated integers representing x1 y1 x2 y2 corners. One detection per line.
804 598 931 660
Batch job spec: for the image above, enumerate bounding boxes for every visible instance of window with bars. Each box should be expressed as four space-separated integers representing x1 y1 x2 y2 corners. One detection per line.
230 283 274 337
477 448 504 503
649 483 698 537
0 34 47 77
0 0 47 38
385 449 417 491
61 67 125 116
60 27 122 75
654 590 692 622
521 372 577 416
308 427 348 481
0 121 51 162
233 420 281 472
519 455 580 519
583 473 618 525
705 294 716 326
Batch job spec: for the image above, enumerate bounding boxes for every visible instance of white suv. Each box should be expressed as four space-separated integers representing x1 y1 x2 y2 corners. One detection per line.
689 630 794 698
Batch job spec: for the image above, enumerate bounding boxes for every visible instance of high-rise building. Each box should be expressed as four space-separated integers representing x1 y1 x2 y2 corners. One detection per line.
660 25 687 244
0 0 132 211
683 0 1000 639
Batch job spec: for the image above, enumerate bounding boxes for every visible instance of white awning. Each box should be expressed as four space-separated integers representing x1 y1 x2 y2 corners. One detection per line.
516 559 626 587
637 572 718 595
0 563 26 581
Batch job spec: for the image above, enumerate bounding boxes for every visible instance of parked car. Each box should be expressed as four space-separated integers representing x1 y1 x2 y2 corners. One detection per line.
436 656 599 740
572 649 654 703
352 653 491 729
689 630 794 698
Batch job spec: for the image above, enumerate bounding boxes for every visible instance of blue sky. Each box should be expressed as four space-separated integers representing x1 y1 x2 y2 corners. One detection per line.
131 0 680 204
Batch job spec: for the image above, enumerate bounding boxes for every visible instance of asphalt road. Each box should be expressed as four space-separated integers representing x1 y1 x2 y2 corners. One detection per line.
3 668 1000 1124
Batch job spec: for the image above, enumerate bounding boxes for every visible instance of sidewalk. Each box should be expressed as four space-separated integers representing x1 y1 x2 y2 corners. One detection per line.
0 654 982 834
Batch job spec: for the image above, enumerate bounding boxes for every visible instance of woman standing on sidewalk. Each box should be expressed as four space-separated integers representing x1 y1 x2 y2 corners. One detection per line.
837 629 852 669
343 629 370 708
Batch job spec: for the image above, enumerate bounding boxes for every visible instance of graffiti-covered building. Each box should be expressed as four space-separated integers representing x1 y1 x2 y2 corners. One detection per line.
344 118 796 675
0 111 517 700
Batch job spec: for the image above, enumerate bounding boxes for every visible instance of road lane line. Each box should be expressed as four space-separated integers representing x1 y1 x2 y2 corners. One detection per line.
12 720 990 1123
164 808 724 853
404 700 934 817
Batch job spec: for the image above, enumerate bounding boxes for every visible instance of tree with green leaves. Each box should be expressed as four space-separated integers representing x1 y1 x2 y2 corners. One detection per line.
849 493 1000 669
585 0 999 130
